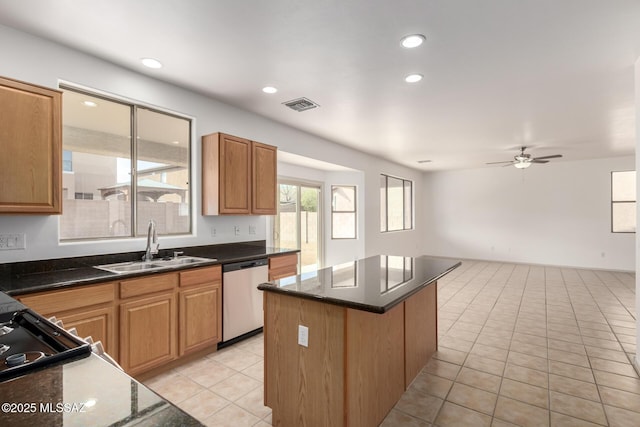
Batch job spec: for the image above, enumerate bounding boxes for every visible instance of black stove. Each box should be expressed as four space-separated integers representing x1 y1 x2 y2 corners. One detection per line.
0 308 91 382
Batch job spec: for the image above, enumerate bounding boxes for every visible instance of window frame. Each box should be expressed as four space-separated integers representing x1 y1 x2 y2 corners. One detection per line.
331 185 357 240
59 83 194 241
611 170 636 234
380 174 413 232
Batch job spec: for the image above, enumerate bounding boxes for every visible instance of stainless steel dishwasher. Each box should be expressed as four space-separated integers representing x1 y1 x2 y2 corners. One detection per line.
222 258 268 344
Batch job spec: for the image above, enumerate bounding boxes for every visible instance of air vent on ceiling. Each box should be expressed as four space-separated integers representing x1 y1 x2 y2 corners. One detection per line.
282 97 320 112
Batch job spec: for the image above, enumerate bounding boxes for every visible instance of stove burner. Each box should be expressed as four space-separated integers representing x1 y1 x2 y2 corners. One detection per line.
0 325 14 336
5 352 46 367
0 309 91 382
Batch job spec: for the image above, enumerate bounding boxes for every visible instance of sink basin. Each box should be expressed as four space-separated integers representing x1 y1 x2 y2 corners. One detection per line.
162 256 213 266
95 256 216 274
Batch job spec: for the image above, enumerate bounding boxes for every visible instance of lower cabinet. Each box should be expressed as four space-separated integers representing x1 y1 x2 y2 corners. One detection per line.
179 285 221 355
179 265 222 356
268 253 298 280
17 282 116 355
16 263 223 376
57 306 116 356
119 292 177 375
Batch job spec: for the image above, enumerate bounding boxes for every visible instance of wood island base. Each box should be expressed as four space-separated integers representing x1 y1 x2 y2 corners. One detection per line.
263 283 438 427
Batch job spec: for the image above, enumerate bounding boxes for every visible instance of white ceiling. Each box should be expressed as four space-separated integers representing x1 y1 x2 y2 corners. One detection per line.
1 0 640 171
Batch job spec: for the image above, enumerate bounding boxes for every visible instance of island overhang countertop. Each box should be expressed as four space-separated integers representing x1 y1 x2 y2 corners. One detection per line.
258 254 461 313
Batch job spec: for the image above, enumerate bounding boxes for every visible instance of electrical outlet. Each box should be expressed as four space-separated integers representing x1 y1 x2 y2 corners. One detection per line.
298 325 309 347
0 233 26 250
249 225 256 235
211 227 216 237
234 226 240 236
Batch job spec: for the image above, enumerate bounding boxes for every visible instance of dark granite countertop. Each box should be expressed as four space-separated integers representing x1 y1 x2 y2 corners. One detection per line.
0 241 298 296
0 291 25 318
0 353 203 426
258 255 461 313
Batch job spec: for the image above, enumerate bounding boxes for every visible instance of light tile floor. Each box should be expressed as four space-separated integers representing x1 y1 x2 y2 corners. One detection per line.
143 260 638 426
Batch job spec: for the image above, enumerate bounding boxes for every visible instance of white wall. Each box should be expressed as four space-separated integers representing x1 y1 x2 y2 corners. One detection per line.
0 24 424 262
423 156 635 271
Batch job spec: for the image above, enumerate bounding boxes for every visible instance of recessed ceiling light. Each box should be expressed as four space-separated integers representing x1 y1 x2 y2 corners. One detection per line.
262 86 278 94
141 58 162 69
172 140 180 145
401 34 426 48
405 73 423 83
82 100 97 107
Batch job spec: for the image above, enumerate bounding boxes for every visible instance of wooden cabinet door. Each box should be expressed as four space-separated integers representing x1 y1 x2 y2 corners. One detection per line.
269 253 298 280
179 283 221 356
58 306 116 357
252 141 277 215
0 76 61 214
120 292 177 375
219 133 251 214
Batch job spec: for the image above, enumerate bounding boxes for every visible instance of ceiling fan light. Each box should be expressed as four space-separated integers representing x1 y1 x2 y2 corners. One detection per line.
514 161 531 169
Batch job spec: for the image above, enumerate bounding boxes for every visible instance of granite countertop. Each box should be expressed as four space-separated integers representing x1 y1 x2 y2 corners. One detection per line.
0 241 298 296
258 255 461 313
0 291 26 317
0 353 203 426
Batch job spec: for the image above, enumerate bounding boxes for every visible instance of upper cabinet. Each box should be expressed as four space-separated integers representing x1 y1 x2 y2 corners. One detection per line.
202 132 277 215
252 141 278 214
0 76 62 214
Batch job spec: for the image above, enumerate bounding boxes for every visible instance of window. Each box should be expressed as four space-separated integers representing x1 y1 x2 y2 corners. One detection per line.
380 174 413 232
274 182 321 272
62 150 73 172
60 87 191 240
331 185 356 239
611 170 636 233
74 192 94 200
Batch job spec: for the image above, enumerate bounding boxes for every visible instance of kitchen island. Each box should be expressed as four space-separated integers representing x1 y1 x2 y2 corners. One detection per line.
258 255 460 427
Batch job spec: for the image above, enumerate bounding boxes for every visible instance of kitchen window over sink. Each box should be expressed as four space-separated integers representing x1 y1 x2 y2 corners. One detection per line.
60 87 192 240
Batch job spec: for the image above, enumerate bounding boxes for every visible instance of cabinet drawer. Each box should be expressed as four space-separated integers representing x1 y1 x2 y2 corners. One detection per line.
269 253 298 271
179 265 221 288
119 273 178 299
19 282 115 315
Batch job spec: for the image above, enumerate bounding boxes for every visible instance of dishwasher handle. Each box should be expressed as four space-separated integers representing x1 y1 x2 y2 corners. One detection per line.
222 258 268 273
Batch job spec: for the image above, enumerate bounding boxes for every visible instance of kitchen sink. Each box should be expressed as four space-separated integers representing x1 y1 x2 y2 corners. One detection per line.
94 256 216 274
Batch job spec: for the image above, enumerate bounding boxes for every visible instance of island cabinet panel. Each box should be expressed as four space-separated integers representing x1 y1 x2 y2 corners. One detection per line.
404 284 438 387
119 292 177 375
0 76 62 214
264 292 345 427
345 305 405 427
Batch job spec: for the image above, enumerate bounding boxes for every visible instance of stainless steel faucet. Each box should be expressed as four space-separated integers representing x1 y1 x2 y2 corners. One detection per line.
142 220 159 262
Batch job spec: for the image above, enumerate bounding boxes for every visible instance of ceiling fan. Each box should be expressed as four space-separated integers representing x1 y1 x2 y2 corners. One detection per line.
486 146 562 169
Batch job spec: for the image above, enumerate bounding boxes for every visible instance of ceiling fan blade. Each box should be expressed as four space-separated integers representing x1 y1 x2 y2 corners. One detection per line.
531 159 549 164
532 154 562 161
485 160 514 165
